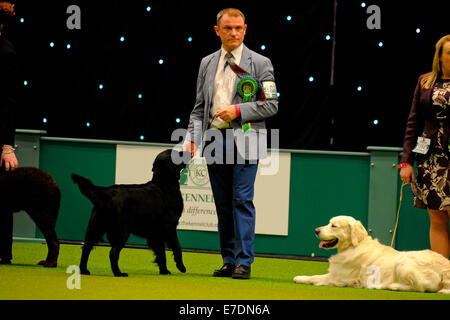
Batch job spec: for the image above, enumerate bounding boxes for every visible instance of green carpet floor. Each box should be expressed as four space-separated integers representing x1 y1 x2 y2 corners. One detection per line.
1 242 449 300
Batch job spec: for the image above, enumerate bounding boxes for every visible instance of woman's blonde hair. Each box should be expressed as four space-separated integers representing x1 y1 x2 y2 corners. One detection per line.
421 34 450 89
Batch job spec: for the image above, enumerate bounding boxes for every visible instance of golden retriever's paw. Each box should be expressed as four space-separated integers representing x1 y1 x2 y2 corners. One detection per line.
438 289 450 294
293 275 311 284
387 283 411 292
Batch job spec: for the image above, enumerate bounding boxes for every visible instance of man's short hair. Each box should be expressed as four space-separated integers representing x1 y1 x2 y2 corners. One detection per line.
216 8 245 27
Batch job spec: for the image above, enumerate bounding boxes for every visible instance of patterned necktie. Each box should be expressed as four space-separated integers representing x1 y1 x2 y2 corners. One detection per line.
224 52 234 71
224 52 249 76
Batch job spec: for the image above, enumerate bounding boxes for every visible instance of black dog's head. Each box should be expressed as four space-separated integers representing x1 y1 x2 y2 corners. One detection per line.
151 149 190 182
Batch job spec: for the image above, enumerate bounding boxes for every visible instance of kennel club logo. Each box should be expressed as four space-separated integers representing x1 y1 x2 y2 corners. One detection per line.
180 159 209 187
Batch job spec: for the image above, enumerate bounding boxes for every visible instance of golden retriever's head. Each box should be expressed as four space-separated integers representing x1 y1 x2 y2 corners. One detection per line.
315 216 368 252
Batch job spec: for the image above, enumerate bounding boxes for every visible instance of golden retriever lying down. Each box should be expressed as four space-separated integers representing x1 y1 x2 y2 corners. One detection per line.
294 216 450 294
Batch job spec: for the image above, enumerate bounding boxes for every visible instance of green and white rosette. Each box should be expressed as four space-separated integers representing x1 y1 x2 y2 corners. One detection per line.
237 76 258 103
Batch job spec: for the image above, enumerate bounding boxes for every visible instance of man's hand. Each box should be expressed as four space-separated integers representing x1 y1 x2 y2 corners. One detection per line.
216 105 238 122
182 140 196 159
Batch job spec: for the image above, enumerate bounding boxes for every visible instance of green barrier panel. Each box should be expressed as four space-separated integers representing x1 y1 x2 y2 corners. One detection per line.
367 147 402 245
38 139 116 241
278 151 370 257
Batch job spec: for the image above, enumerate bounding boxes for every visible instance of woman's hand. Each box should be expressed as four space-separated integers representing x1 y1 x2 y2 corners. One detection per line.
1 146 18 171
400 166 415 184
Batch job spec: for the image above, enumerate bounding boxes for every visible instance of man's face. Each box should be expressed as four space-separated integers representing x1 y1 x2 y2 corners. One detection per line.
214 13 247 52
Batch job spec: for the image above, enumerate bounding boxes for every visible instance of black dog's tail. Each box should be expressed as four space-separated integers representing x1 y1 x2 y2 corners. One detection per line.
72 173 106 207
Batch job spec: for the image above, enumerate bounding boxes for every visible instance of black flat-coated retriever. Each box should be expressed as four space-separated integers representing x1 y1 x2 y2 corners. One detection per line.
0 167 60 267
72 149 190 277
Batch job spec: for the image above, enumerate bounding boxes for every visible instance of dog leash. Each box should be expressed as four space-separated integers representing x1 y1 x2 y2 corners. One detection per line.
390 182 407 247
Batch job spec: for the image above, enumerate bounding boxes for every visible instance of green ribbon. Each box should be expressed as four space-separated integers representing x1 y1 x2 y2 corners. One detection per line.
237 77 258 133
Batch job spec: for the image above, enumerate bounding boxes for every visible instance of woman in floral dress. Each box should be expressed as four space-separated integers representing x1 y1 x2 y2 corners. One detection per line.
400 34 450 258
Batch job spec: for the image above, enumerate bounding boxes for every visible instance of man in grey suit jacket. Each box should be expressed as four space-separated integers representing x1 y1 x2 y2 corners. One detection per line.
183 8 278 279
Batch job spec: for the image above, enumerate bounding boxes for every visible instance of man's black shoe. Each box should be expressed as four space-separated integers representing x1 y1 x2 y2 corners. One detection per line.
232 264 251 279
0 258 11 265
213 263 235 277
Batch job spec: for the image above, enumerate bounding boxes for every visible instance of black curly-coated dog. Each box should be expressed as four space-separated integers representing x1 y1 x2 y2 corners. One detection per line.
0 167 60 267
72 149 190 277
